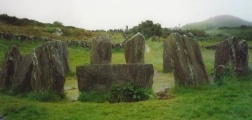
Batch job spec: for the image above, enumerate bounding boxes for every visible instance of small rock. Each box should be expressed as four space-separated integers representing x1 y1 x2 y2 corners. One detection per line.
0 114 6 120
156 88 169 100
0 114 4 118
54 27 63 36
64 86 76 90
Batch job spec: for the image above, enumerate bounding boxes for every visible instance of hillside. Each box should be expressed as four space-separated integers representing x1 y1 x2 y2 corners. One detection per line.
0 14 125 42
0 14 93 41
182 15 252 30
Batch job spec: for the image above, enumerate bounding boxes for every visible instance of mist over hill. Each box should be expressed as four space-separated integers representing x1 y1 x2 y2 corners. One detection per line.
182 15 252 30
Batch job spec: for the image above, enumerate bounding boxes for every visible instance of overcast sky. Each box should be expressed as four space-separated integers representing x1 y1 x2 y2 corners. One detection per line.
0 0 252 30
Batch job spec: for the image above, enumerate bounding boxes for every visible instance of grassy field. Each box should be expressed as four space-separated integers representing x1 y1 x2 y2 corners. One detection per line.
0 38 252 120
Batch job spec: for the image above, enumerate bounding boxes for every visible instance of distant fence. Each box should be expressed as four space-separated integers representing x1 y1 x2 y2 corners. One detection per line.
0 32 123 49
1 32 251 50
201 45 252 50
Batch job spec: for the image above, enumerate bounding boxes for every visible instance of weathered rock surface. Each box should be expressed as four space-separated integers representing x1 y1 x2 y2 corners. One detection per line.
0 68 2 86
215 37 249 77
124 33 145 63
76 64 154 91
31 41 69 95
12 54 33 92
163 39 173 72
90 36 112 64
166 33 209 87
0 45 33 92
54 27 63 36
0 114 6 120
0 45 22 89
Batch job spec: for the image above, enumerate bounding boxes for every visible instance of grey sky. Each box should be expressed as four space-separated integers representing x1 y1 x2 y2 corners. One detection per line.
0 0 252 30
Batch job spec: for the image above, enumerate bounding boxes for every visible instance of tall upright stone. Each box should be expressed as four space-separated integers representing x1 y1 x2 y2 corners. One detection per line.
124 33 145 63
215 37 249 78
166 33 209 87
31 41 69 96
90 36 112 64
0 69 1 87
0 45 22 89
163 39 173 72
0 45 34 92
12 54 33 92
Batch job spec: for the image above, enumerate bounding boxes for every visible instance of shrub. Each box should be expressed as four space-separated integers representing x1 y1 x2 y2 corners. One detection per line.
77 83 153 103
53 21 63 27
109 83 153 103
77 91 108 103
43 26 56 33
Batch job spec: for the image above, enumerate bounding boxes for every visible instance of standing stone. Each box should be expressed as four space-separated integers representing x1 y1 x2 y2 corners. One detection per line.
90 36 112 64
59 42 70 74
215 37 249 78
124 32 145 63
31 41 69 96
166 33 209 87
12 54 33 92
163 39 173 72
0 45 22 89
0 69 1 90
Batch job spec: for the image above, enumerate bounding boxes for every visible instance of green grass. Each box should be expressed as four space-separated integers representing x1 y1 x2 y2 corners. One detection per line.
27 91 62 102
145 40 164 72
78 90 109 103
68 46 90 74
0 78 251 120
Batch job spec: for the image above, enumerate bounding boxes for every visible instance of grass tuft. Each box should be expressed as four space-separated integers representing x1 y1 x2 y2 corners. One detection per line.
78 91 109 103
28 91 63 102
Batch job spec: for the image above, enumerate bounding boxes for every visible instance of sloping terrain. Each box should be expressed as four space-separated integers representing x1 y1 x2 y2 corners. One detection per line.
182 15 252 30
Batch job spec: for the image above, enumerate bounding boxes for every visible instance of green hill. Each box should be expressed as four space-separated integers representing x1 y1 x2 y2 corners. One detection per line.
182 15 252 30
0 14 125 43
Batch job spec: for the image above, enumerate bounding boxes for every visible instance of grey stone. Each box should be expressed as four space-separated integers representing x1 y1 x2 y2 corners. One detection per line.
54 27 63 36
12 54 33 92
163 38 173 72
0 114 4 119
215 37 249 77
0 69 1 83
31 41 69 96
76 64 154 92
0 45 22 89
124 33 145 63
90 36 112 64
165 33 209 87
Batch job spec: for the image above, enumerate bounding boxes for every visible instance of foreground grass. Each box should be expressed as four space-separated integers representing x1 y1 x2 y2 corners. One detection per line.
1 79 251 120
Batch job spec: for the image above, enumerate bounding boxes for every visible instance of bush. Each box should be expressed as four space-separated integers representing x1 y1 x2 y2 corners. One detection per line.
78 91 108 103
28 91 63 102
43 26 56 33
77 83 153 103
109 83 153 103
